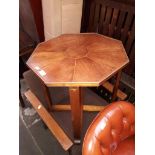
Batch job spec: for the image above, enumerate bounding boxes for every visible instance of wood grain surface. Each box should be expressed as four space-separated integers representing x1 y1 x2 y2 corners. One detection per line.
51 104 105 112
82 0 135 77
27 33 129 87
69 87 83 141
102 81 127 100
25 90 73 151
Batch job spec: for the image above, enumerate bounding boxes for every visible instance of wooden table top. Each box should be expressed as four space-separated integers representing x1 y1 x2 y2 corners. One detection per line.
27 33 129 87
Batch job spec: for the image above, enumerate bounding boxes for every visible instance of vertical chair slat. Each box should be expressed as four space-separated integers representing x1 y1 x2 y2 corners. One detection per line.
88 2 96 31
98 6 106 33
124 42 135 76
128 42 135 76
125 20 135 54
114 10 126 39
102 7 113 35
93 4 100 31
108 8 119 37
121 12 134 44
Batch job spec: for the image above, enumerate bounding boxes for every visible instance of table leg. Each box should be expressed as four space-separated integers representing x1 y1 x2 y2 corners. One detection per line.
69 87 83 143
42 84 53 112
111 70 122 102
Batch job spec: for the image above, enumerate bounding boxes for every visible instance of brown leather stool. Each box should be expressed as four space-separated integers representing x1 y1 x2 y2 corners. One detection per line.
82 101 135 155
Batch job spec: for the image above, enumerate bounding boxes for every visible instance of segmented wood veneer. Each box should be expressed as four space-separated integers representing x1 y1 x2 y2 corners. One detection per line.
27 33 129 87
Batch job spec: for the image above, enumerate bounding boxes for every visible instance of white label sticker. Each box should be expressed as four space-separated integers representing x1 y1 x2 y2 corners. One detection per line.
38 105 42 109
35 66 40 70
39 70 46 76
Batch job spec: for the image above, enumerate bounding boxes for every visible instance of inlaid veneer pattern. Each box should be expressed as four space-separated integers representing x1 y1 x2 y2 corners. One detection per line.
27 33 129 87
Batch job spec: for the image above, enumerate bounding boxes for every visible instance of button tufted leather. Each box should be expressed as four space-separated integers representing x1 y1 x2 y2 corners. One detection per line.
82 101 135 155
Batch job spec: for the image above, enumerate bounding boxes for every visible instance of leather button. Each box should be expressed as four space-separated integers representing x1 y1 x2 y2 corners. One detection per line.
111 129 116 136
110 142 117 151
122 117 130 129
122 117 127 123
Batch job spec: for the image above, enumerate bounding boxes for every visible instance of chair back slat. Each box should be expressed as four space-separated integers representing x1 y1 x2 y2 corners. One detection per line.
124 42 135 76
125 20 135 54
98 6 106 33
88 2 96 31
114 10 126 39
108 8 119 37
96 0 134 13
102 7 113 35
121 12 134 44
93 4 101 31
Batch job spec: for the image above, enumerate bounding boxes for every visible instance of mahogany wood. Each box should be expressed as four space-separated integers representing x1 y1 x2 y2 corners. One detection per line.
102 7 113 35
69 87 83 142
25 90 73 151
112 70 122 101
27 33 129 87
27 33 129 142
102 81 127 100
98 6 106 33
88 2 96 31
52 105 105 112
125 20 135 54
124 42 135 77
92 4 99 31
108 8 119 37
82 0 135 77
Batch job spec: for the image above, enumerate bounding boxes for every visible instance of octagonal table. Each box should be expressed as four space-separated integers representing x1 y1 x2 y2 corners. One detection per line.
26 33 129 142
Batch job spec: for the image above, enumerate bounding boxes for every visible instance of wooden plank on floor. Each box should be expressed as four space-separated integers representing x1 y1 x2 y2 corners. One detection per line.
25 90 73 151
102 81 127 100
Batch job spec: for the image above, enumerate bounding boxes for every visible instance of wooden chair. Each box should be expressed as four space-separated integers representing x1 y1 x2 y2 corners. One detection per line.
81 0 135 100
